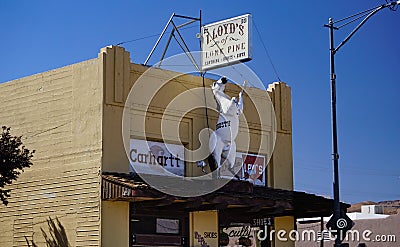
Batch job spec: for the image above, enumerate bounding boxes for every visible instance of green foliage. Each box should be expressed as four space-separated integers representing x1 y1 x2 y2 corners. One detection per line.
0 126 34 205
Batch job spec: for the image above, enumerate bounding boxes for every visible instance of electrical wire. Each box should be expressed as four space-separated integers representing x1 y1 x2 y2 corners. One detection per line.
296 183 399 198
202 72 211 137
199 10 211 135
203 29 257 88
116 17 273 88
115 24 198 46
294 159 399 177
333 1 398 28
170 23 200 71
336 11 373 29
332 6 379 24
253 19 282 82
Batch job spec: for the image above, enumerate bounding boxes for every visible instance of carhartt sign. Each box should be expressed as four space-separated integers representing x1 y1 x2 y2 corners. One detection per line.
201 14 252 70
129 139 185 176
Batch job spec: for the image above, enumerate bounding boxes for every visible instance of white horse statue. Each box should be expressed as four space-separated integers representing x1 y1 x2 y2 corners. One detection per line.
198 77 246 177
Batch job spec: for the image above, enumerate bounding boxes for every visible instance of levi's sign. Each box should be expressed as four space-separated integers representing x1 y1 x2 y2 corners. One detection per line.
219 152 266 186
201 14 252 71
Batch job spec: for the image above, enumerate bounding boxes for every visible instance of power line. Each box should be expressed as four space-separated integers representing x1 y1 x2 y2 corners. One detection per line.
295 183 400 197
202 29 257 88
115 24 198 46
253 19 282 82
296 182 400 197
294 164 399 178
294 159 400 177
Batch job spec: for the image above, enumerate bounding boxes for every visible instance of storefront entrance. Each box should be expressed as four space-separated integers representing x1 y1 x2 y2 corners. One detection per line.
102 172 349 247
129 206 275 247
130 204 189 246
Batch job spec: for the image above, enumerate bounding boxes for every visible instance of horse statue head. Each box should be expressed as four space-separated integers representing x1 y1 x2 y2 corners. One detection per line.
211 76 228 91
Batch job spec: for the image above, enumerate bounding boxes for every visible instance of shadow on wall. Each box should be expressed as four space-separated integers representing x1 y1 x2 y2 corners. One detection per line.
25 217 70 247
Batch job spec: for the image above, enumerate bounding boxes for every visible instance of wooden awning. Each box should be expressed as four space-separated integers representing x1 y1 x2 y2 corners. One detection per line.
102 172 349 220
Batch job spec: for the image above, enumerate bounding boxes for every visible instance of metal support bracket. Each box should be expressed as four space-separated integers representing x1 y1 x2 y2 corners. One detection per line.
143 13 202 71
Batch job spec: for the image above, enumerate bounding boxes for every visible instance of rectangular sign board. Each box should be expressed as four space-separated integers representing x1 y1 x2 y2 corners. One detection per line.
190 210 219 247
156 218 180 234
220 152 266 186
129 139 185 176
201 14 252 71
220 226 261 247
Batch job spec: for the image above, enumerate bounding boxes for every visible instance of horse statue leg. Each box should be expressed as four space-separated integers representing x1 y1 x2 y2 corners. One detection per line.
209 132 225 178
225 141 240 179
196 131 224 177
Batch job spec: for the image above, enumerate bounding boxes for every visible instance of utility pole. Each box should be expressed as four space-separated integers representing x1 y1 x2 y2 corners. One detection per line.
324 1 400 246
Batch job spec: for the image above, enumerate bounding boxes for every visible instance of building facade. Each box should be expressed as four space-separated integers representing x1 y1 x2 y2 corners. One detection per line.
0 46 342 247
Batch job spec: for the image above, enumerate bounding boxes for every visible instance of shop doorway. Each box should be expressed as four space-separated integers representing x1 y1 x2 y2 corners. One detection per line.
129 202 189 247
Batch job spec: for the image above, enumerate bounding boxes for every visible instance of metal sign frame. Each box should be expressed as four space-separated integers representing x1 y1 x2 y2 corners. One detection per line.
201 14 252 71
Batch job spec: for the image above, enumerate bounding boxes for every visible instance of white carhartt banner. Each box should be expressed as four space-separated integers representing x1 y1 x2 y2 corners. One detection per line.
129 139 185 176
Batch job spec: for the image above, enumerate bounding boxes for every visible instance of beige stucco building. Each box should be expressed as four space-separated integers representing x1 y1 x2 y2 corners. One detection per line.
0 46 341 247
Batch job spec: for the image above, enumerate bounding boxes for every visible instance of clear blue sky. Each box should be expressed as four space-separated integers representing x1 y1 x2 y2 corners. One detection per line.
1 1 399 204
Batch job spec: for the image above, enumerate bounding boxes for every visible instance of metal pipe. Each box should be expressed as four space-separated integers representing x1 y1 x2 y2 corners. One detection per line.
171 20 200 71
158 30 175 67
173 14 200 21
144 13 175 65
199 10 203 74
177 19 197 28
